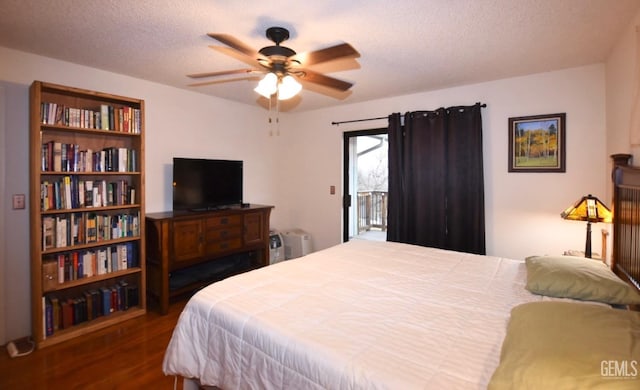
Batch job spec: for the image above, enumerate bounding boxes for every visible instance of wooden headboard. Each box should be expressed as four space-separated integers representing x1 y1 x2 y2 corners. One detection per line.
611 154 640 293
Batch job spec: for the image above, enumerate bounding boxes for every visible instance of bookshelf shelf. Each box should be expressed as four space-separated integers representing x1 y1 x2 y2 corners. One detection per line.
41 204 143 216
41 123 143 136
43 267 143 293
37 307 146 349
30 81 146 349
42 236 141 255
41 171 142 176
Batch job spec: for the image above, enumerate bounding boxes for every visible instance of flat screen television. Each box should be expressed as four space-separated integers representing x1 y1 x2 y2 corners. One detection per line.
172 157 243 211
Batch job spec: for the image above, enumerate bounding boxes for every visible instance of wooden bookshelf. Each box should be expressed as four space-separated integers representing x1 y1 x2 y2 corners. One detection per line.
29 81 146 348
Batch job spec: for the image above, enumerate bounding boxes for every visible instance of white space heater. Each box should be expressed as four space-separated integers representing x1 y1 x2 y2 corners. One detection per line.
281 228 313 259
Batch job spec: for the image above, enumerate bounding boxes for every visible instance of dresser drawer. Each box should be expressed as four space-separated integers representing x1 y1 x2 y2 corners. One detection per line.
206 215 242 229
205 237 243 254
205 225 242 242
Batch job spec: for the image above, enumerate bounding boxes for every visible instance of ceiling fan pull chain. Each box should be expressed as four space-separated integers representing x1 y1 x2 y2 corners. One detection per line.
274 93 281 136
268 94 274 135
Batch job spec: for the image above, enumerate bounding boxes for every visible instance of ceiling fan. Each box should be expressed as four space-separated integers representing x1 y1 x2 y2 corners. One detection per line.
188 27 360 100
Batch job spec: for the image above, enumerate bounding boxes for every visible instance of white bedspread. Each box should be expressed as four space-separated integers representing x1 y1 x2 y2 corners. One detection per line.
163 240 543 389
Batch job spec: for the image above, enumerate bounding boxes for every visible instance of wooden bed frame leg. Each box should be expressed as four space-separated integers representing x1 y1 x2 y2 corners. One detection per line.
601 228 609 266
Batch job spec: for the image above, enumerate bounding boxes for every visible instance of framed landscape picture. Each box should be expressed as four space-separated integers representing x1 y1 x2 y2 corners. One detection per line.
508 113 566 172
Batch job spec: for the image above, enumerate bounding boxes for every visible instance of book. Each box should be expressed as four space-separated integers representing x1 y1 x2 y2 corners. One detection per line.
63 254 72 281
118 244 128 270
50 296 60 331
100 104 109 130
55 215 67 247
89 290 100 319
97 248 107 275
42 141 52 171
82 250 94 277
57 254 65 283
126 284 139 307
71 212 82 245
111 287 119 313
129 186 136 205
118 147 128 172
61 299 74 329
105 246 112 273
45 297 54 337
83 291 93 321
129 149 136 172
111 246 118 271
85 181 93 207
119 281 129 310
86 213 97 243
126 242 137 268
72 251 79 280
53 142 62 172
62 176 71 209
100 287 111 316
75 297 87 324
42 217 55 250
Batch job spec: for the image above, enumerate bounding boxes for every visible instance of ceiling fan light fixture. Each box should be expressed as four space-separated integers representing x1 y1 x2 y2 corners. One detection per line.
254 72 278 98
277 75 302 100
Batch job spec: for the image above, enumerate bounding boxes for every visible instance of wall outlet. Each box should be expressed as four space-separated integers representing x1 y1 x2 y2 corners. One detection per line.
12 194 25 209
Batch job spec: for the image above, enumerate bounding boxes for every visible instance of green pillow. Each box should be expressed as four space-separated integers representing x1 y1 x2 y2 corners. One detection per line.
525 255 640 305
489 301 640 389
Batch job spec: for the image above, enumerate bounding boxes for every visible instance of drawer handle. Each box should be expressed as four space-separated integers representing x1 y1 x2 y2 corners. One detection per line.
220 218 228 224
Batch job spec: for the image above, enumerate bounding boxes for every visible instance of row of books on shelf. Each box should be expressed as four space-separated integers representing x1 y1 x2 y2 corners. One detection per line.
42 211 140 250
43 242 138 287
40 102 141 133
41 141 137 173
43 281 139 337
41 177 135 211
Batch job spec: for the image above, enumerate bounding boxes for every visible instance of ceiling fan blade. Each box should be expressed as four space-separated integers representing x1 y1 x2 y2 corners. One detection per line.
207 33 259 58
188 75 262 87
296 69 354 91
292 43 360 67
187 68 257 79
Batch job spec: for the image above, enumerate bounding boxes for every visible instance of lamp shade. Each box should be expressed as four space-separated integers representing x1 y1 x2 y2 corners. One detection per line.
560 194 612 223
277 75 302 100
254 72 278 98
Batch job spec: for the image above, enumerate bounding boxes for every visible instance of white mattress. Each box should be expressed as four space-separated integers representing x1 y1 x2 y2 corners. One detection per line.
163 240 544 389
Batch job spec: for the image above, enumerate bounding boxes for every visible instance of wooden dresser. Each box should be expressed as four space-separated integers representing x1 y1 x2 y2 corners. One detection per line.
145 205 273 314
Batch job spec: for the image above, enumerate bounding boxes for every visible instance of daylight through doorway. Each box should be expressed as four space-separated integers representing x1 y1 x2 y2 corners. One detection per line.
342 129 388 242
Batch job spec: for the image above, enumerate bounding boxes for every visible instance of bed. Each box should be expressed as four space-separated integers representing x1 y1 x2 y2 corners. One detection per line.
163 155 640 389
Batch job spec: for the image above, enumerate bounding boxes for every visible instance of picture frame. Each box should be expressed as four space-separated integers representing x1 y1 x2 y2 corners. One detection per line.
508 113 566 172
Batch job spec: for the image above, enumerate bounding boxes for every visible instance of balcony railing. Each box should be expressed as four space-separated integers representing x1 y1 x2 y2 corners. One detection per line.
357 191 388 233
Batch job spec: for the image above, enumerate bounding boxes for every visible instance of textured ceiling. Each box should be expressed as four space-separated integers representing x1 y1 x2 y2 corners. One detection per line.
1 0 639 112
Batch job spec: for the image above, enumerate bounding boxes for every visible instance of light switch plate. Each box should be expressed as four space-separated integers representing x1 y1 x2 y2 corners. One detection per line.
12 194 25 209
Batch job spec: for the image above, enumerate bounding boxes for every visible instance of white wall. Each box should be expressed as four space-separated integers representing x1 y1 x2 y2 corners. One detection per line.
606 12 640 166
0 47 279 343
280 65 609 261
0 82 30 346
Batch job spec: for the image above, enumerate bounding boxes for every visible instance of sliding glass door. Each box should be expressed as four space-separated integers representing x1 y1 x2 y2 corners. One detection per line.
342 129 388 242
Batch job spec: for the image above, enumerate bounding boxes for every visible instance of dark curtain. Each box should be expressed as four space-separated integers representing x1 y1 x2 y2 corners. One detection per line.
387 103 485 255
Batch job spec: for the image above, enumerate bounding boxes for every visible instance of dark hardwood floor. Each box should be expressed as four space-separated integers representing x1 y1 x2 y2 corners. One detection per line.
0 299 188 389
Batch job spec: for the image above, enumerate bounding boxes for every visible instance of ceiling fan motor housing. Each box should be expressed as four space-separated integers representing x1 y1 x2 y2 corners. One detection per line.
266 27 290 45
259 27 297 60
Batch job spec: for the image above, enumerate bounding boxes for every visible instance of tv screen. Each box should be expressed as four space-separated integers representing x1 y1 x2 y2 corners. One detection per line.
172 157 243 211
